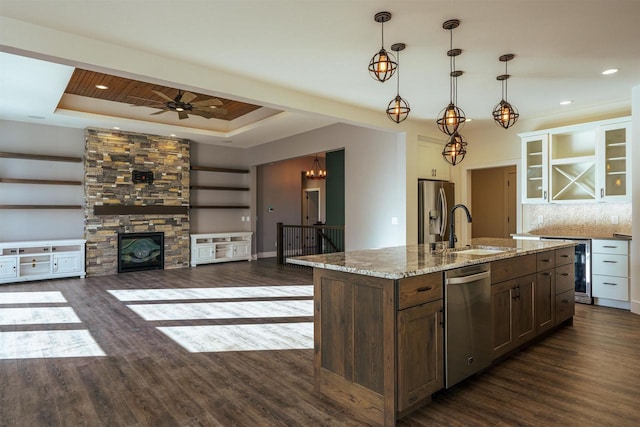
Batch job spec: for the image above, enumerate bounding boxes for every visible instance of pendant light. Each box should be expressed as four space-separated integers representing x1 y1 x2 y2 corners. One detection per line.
442 132 467 166
492 54 520 129
305 155 326 180
436 19 466 135
386 43 410 123
368 12 397 83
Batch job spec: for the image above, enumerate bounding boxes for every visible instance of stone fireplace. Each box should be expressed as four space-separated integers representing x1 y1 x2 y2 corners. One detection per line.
118 232 164 273
84 128 190 276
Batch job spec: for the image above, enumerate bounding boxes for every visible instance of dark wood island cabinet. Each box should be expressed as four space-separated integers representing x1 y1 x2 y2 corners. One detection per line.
290 239 576 426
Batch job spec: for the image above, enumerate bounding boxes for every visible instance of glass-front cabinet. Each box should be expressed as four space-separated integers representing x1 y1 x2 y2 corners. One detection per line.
519 117 631 204
522 134 548 203
596 122 631 202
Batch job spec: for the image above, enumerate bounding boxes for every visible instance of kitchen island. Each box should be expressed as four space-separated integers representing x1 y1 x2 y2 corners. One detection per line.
288 238 577 427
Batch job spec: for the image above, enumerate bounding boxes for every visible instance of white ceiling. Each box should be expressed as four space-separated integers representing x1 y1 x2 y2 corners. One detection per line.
1 0 639 147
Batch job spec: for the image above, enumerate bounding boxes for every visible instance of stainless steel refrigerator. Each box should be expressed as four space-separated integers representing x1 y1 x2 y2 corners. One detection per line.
418 180 455 244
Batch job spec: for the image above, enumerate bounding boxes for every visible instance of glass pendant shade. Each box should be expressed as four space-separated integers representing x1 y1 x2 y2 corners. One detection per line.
305 156 326 180
442 132 467 166
369 12 397 82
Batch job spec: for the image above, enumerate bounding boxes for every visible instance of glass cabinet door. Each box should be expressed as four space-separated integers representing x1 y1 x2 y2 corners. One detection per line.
598 122 630 201
522 134 548 203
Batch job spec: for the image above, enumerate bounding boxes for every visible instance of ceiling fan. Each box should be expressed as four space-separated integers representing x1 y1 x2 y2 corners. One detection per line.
131 90 227 120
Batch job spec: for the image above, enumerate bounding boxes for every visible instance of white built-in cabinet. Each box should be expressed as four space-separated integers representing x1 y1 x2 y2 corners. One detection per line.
0 239 86 284
418 140 450 181
190 232 252 266
592 239 630 309
520 117 631 204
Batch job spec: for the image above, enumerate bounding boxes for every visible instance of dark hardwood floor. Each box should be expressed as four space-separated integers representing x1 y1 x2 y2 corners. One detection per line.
1 259 639 426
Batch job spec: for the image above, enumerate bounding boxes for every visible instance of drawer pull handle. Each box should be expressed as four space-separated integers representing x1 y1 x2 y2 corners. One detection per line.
542 272 551 276
560 254 569 258
603 282 618 286
417 286 433 292
603 260 618 264
562 299 570 304
541 259 551 262
560 273 570 276
603 245 617 248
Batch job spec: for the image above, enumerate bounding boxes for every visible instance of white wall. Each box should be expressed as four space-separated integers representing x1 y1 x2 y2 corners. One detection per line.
631 85 639 315
0 120 85 241
248 123 405 251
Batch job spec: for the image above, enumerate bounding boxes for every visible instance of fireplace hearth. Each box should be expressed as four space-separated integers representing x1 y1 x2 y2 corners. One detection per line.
118 232 164 273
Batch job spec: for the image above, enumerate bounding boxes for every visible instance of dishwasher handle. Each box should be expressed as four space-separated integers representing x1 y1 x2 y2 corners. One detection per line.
445 270 491 285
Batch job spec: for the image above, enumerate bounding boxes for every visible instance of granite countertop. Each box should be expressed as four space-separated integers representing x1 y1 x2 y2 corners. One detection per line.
287 237 577 279
512 232 632 241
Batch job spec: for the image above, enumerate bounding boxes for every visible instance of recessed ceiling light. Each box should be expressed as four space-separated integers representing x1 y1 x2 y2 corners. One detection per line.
602 68 618 75
113 126 120 130
170 134 176 137
560 100 573 105
95 84 109 90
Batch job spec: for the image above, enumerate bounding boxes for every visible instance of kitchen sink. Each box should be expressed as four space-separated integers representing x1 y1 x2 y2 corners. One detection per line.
454 247 509 256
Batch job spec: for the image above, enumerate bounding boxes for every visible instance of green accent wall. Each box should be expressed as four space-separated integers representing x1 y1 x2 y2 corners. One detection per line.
325 149 345 227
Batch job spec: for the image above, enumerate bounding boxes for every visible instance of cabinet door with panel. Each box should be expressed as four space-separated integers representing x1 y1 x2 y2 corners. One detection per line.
596 121 631 202
0 257 18 279
592 238 630 303
418 142 450 181
397 299 443 411
521 134 549 203
52 253 82 275
194 244 214 264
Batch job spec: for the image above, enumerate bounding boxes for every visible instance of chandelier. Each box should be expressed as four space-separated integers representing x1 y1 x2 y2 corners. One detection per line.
492 53 519 129
305 155 326 180
368 12 397 83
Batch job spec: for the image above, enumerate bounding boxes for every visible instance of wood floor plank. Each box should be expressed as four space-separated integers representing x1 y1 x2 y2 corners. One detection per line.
1 259 639 426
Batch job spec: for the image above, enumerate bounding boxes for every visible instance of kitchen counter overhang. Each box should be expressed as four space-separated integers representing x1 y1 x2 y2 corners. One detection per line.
288 237 577 277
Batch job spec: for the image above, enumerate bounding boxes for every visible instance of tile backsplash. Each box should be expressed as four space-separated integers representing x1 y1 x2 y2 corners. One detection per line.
525 203 632 237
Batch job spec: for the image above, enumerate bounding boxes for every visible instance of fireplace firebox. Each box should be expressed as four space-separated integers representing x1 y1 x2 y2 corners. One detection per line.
118 232 164 273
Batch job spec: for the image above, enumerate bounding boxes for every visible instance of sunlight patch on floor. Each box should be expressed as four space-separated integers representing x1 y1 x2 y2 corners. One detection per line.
107 285 313 301
127 300 313 321
0 307 81 325
0 330 106 359
158 322 313 352
0 291 67 304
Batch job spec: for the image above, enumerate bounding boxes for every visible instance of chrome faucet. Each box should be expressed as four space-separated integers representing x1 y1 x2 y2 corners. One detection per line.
449 204 472 249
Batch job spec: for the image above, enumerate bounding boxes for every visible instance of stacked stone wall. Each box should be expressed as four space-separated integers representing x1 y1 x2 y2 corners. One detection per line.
84 128 190 276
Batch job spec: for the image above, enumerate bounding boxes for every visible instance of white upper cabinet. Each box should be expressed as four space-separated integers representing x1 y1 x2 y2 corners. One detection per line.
521 134 549 203
596 122 631 202
520 117 631 204
418 140 450 181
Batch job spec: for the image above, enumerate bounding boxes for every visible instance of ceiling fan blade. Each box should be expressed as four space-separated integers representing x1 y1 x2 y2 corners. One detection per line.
150 109 170 115
191 98 223 107
178 111 189 120
181 91 198 104
151 90 174 102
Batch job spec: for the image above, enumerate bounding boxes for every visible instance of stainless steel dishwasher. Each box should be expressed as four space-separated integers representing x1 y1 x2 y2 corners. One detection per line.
445 263 492 388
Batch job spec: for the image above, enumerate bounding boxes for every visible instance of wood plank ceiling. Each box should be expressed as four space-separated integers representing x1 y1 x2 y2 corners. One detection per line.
63 69 262 121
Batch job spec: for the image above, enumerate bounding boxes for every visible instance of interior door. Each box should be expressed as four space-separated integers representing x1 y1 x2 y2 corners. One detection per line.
471 165 517 238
